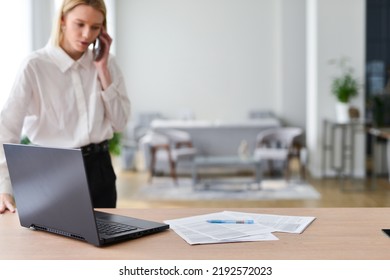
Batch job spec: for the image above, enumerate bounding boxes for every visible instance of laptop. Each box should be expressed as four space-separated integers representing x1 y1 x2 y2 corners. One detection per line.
3 143 169 246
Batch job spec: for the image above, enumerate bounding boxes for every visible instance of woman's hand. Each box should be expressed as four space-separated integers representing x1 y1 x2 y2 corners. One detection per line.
0 193 16 214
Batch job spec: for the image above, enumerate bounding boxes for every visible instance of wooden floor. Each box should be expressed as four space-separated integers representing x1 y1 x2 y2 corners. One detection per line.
114 164 390 209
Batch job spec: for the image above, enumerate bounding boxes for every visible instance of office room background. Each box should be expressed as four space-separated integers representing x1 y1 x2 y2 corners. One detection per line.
0 0 365 178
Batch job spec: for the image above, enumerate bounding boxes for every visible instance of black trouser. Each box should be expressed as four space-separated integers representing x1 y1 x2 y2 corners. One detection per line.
83 150 117 208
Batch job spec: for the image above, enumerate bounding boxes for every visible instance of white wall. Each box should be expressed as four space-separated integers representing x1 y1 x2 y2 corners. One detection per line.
30 0 55 50
116 0 307 126
277 0 307 127
307 0 366 177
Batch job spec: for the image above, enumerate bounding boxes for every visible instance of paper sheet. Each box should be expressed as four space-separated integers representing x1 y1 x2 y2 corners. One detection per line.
164 211 316 245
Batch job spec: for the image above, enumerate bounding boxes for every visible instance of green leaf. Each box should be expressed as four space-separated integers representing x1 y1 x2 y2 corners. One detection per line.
108 132 122 156
329 57 360 103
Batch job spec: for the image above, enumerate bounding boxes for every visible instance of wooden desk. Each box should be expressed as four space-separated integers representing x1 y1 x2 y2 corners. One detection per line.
370 127 390 139
1 208 390 260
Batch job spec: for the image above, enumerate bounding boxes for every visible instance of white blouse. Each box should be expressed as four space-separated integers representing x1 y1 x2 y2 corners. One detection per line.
0 44 131 194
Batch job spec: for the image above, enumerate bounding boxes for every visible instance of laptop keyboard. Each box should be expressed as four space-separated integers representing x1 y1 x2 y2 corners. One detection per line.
96 220 138 236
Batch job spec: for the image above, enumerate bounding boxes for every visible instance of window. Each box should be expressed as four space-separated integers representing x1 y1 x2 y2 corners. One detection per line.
0 1 31 109
366 0 390 126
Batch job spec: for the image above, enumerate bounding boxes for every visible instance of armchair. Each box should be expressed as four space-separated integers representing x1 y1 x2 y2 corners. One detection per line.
143 129 196 183
254 127 304 180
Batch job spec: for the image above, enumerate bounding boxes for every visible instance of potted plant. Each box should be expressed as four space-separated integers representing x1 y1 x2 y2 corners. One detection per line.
329 57 360 123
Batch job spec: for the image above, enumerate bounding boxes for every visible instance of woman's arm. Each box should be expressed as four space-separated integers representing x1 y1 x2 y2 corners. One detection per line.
0 56 34 213
94 27 113 90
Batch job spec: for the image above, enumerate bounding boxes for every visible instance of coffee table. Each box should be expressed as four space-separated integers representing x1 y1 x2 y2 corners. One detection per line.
192 155 262 188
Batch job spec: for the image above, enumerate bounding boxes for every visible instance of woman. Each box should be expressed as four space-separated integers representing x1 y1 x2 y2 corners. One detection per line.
0 0 130 213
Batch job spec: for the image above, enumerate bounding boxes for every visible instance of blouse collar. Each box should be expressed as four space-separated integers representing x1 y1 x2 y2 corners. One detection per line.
46 43 92 73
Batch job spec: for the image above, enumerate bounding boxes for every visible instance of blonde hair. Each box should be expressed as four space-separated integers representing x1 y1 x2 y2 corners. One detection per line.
51 0 107 46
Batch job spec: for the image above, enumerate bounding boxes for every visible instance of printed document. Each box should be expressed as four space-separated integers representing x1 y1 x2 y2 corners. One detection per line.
164 211 315 245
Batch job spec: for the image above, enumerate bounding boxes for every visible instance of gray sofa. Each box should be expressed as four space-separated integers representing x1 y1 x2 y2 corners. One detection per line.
138 118 281 174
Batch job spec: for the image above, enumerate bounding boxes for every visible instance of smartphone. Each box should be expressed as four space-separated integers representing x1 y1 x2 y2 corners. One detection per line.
93 35 105 62
382 229 390 237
